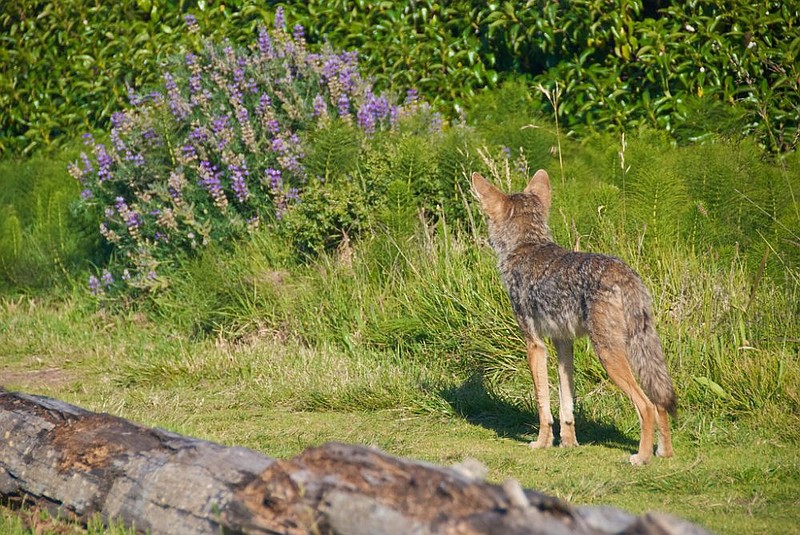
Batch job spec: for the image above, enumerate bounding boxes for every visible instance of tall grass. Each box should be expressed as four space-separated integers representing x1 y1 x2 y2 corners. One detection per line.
147 176 800 432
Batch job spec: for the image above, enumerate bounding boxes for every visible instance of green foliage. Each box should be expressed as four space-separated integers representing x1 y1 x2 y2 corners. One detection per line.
0 147 98 291
487 0 799 152
73 13 437 297
5 0 798 158
280 0 497 110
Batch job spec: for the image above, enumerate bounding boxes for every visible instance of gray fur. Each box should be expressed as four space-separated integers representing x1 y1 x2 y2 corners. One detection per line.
477 180 677 415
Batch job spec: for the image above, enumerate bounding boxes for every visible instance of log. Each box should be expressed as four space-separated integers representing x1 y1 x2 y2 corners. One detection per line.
0 388 710 535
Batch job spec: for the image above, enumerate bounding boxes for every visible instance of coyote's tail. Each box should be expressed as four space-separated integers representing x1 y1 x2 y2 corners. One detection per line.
624 282 677 416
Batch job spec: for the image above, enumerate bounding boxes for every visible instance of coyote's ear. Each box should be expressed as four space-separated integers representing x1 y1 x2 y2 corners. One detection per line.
524 169 551 213
471 172 510 220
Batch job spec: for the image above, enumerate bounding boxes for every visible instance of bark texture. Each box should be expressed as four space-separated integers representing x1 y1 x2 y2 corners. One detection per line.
0 389 710 535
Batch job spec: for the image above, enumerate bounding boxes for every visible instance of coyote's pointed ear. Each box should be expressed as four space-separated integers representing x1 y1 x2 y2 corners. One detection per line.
471 172 509 220
524 169 551 213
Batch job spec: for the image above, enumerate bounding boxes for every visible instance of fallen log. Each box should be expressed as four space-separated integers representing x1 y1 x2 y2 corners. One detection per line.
0 388 710 534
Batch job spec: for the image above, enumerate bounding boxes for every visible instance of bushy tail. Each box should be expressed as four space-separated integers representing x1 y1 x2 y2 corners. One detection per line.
624 282 677 416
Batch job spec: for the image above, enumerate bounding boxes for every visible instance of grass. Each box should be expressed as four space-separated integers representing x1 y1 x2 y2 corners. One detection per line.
2 222 799 534
1 111 799 534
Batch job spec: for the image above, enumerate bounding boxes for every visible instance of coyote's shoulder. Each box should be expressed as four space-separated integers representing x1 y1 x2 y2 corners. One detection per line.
472 169 676 465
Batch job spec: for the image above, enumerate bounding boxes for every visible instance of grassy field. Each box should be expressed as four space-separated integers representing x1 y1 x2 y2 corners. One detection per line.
1 107 799 534
1 241 799 535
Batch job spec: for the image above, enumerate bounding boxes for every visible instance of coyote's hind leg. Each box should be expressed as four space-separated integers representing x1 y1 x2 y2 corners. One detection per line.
554 339 578 447
526 337 554 449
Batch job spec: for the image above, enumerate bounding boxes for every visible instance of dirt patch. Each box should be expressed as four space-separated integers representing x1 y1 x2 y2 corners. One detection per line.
0 367 76 391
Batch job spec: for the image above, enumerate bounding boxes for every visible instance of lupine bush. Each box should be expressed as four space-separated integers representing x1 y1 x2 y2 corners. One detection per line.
72 10 438 297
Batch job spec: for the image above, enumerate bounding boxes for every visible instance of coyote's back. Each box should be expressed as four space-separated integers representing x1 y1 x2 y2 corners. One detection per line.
472 169 676 465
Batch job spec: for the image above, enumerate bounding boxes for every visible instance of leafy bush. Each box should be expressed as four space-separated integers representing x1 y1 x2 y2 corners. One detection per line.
73 11 438 297
484 0 799 152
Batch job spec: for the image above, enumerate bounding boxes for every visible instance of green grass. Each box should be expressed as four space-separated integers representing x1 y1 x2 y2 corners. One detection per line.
2 225 799 535
2 114 799 534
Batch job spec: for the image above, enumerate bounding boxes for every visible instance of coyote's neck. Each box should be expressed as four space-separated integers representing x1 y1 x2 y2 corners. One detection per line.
489 220 552 260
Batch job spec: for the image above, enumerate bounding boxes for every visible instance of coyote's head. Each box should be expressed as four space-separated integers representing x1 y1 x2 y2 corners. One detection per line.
471 170 553 254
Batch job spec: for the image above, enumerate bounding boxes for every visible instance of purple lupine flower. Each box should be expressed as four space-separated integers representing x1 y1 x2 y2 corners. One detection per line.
110 128 126 154
110 112 126 129
82 133 94 146
429 112 444 132
163 72 177 92
357 105 375 133
406 88 419 105
94 143 113 181
293 24 304 42
338 69 357 94
266 119 280 135
80 189 93 200
88 275 102 295
197 160 227 208
80 152 93 173
271 137 286 153
229 163 250 203
265 168 282 190
312 94 327 117
281 155 304 176
337 94 350 117
190 127 209 143
182 144 197 161
211 115 230 134
256 93 272 116
234 67 245 86
185 52 197 66
101 270 114 287
322 57 339 81
236 105 249 124
274 6 285 30
127 87 142 107
115 196 141 230
287 188 300 202
184 14 199 33
164 72 189 120
188 74 202 95
501 146 511 159
127 152 145 167
258 27 274 58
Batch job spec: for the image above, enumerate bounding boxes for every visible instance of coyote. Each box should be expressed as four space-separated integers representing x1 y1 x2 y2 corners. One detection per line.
472 170 676 465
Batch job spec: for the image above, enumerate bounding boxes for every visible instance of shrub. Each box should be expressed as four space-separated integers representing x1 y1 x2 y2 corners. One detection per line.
72 10 437 298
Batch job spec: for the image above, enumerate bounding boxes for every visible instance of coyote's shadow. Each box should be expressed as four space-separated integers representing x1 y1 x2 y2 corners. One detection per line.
440 373 637 452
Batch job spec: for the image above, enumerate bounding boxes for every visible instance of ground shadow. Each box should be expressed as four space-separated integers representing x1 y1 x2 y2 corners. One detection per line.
439 372 638 452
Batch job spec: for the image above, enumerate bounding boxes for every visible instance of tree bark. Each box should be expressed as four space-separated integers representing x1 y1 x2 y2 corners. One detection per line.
0 388 709 535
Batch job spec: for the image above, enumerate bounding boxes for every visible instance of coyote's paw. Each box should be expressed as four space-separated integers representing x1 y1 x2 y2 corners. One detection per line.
559 424 578 447
656 444 674 458
529 432 553 449
629 453 651 465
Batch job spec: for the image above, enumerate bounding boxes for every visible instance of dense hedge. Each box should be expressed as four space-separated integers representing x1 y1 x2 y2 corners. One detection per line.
1 1 798 155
